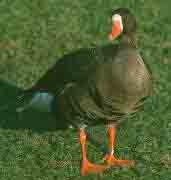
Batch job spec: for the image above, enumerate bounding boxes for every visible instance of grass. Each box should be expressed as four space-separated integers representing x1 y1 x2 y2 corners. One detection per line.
0 0 170 179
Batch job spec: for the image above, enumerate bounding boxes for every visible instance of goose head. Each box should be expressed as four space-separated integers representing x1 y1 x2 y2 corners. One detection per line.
109 8 136 41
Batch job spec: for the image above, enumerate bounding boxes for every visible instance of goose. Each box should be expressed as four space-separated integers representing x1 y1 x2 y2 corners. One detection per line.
17 8 152 176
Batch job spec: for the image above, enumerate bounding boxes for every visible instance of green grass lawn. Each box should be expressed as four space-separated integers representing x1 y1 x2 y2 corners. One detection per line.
0 0 170 179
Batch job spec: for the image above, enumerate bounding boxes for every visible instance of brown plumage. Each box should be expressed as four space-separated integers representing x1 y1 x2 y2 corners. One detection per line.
47 43 151 128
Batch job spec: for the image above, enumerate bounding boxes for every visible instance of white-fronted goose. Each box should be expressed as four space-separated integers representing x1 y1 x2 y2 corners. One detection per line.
17 8 152 176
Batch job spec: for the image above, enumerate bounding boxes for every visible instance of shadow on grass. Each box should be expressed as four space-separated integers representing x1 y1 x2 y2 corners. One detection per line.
0 80 69 133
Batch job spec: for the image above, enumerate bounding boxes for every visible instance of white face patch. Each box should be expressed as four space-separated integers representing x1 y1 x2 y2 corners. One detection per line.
112 14 123 31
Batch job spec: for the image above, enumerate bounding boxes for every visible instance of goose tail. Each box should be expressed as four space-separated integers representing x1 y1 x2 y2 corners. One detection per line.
16 89 54 113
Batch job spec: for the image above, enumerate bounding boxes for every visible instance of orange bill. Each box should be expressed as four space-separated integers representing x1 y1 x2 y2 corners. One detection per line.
109 20 122 40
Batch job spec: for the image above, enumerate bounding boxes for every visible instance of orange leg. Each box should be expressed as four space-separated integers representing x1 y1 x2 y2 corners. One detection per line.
79 128 109 176
103 125 134 167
